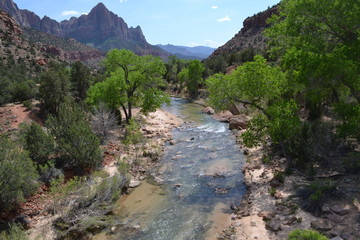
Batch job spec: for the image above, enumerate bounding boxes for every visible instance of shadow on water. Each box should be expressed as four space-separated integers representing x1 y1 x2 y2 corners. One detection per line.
94 98 246 240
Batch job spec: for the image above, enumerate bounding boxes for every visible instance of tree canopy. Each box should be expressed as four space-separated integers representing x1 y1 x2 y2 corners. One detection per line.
87 49 169 122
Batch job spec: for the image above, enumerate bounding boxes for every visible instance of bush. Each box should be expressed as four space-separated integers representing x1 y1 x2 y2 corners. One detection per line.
123 119 143 145
0 224 29 240
20 122 54 166
288 229 328 240
0 135 39 211
22 100 33 110
46 102 102 172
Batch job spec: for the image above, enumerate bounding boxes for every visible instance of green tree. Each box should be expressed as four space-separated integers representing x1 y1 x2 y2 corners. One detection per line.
70 61 92 101
46 102 102 171
266 0 360 141
177 67 189 92
207 55 301 157
0 135 39 211
187 60 205 98
20 122 54 166
39 62 71 115
89 49 168 123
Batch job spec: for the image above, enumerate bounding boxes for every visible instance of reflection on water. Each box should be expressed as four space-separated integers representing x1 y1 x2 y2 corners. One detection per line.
94 98 246 240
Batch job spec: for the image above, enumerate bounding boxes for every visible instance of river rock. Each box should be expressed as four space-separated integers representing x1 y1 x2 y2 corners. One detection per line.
213 111 233 123
229 115 250 130
129 180 141 188
215 188 229 194
172 155 182 160
202 107 215 115
311 219 333 231
169 140 176 145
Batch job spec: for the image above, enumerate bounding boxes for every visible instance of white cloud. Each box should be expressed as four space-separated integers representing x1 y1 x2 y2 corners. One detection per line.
211 6 218 9
119 0 128 2
61 10 80 16
188 40 222 48
217 15 231 22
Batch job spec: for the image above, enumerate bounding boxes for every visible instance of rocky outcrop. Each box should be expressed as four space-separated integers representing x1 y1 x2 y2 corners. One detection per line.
0 9 104 68
0 0 169 57
207 5 278 61
0 0 29 27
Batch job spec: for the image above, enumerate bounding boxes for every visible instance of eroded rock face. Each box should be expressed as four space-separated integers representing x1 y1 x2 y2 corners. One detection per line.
207 5 278 61
0 0 169 57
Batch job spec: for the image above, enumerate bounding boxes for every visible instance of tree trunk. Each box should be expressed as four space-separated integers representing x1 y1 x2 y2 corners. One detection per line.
121 104 129 124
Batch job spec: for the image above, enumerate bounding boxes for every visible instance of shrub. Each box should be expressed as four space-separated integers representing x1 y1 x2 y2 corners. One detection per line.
123 119 143 145
0 135 39 211
0 224 29 240
288 229 328 240
20 122 54 166
22 100 33 110
46 102 102 172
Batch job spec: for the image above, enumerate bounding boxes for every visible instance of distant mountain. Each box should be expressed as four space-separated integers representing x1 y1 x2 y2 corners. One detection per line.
207 5 278 63
157 44 215 60
0 0 169 57
0 9 104 68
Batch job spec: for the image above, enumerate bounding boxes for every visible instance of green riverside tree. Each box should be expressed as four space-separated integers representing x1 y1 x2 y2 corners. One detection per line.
187 60 205 98
87 49 168 123
265 0 360 141
207 55 302 157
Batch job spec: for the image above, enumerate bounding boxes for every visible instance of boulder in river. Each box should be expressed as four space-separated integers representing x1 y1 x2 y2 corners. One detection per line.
201 107 215 115
212 110 233 123
229 115 250 130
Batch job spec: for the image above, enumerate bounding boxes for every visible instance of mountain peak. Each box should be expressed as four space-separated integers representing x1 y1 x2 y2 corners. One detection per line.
90 2 109 13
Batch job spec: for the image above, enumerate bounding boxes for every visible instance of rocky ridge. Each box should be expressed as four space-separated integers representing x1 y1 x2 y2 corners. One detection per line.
0 9 104 68
207 5 278 61
0 0 169 57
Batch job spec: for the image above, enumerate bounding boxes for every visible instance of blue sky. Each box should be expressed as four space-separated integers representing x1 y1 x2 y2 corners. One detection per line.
15 0 279 48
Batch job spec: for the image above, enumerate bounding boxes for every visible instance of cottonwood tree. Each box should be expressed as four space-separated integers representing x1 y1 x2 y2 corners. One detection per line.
266 0 360 141
187 60 205 98
87 49 168 123
207 55 302 157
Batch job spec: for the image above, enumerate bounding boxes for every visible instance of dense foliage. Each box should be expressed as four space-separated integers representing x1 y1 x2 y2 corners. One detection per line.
39 62 71 115
0 135 39 211
20 122 54 166
46 102 102 171
207 0 360 167
288 229 328 240
87 49 168 122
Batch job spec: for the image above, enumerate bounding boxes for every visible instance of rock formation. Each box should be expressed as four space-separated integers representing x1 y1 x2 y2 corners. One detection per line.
207 5 278 60
0 0 169 57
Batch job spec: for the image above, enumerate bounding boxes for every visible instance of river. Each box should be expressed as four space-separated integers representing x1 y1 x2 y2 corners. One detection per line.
94 98 246 240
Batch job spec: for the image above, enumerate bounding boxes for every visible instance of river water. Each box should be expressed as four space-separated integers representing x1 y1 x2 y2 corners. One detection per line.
94 98 246 240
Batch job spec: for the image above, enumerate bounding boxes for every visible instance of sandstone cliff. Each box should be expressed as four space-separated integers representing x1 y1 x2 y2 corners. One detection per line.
208 5 278 61
0 9 104 68
0 0 169 57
